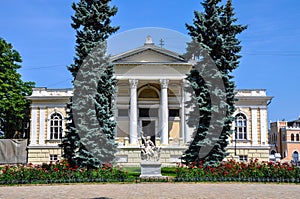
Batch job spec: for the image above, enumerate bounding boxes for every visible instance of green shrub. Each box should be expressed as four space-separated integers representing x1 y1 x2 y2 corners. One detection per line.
175 159 300 182
0 160 129 184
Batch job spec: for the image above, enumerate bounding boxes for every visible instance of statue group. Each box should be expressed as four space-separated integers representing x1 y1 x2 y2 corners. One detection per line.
140 131 161 162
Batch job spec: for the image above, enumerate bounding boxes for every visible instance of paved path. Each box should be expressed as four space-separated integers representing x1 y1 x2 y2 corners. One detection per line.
0 182 298 199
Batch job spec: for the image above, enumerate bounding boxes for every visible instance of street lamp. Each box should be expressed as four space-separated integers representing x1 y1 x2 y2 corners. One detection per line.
234 130 237 156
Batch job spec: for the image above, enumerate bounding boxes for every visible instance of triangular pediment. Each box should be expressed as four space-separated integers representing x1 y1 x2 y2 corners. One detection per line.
111 44 186 63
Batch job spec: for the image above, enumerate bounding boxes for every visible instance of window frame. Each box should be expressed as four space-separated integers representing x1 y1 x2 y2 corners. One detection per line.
48 112 63 140
169 109 180 118
49 154 58 162
234 113 248 140
239 155 248 162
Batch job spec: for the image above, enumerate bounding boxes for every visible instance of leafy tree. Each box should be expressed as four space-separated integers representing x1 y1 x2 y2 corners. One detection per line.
0 38 35 138
61 0 119 168
182 0 247 166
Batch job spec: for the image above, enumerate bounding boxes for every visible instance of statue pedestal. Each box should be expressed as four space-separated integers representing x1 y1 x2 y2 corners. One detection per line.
140 161 162 177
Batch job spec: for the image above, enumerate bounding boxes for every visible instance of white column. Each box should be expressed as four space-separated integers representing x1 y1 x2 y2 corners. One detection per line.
260 108 267 145
181 79 190 144
129 79 138 144
30 107 38 145
39 107 46 145
180 81 185 140
251 108 258 145
160 79 169 145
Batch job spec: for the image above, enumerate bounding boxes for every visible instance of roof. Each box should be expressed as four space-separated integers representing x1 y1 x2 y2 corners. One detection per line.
111 37 186 64
288 117 300 124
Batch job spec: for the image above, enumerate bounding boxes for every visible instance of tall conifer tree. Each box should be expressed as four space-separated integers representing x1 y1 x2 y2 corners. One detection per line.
182 0 247 166
68 0 119 79
60 0 119 168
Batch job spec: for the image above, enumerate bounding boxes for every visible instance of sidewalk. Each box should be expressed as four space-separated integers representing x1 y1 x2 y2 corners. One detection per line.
0 182 298 199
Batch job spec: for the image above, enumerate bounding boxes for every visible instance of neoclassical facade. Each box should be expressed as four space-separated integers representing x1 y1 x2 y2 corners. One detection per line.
27 37 273 166
226 89 272 162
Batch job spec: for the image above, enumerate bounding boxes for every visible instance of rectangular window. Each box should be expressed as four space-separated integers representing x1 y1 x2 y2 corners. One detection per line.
169 109 180 117
239 155 248 162
50 154 58 162
139 108 158 117
118 109 128 117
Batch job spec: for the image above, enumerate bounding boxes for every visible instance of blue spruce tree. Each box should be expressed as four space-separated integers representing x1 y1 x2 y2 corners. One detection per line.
60 0 119 169
182 0 247 166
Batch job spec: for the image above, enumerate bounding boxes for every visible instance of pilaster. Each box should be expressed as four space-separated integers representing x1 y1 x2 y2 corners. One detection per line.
251 108 258 145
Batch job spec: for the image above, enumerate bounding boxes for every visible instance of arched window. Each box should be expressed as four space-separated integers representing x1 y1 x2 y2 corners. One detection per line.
235 113 247 140
296 134 299 141
49 113 63 140
293 151 299 165
291 133 295 141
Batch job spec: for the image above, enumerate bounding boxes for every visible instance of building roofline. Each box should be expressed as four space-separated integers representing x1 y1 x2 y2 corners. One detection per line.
236 89 267 92
32 87 73 91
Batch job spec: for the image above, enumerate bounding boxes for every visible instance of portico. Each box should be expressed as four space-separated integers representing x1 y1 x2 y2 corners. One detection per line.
128 78 173 145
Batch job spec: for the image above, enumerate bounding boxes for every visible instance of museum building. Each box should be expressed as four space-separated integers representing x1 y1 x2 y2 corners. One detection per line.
27 37 273 166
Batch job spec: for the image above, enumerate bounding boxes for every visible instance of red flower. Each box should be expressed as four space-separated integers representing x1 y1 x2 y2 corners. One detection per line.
66 163 70 167
268 162 273 166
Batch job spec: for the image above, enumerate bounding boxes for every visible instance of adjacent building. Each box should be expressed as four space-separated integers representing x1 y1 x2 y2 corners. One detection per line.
26 37 273 166
269 117 300 162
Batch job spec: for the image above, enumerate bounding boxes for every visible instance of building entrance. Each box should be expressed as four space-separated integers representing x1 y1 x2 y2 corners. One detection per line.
141 120 156 144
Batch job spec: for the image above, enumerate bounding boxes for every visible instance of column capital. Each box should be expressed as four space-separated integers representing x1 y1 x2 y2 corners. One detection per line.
160 79 169 89
181 78 188 84
129 79 138 89
181 79 190 88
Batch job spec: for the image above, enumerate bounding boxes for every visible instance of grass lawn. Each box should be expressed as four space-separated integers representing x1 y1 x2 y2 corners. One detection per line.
123 167 177 178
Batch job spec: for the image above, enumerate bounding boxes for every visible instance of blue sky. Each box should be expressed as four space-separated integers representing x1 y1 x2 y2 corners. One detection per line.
0 0 300 122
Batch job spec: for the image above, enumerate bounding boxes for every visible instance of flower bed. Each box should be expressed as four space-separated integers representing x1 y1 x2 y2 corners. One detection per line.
2 159 300 184
175 159 300 183
0 160 130 184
